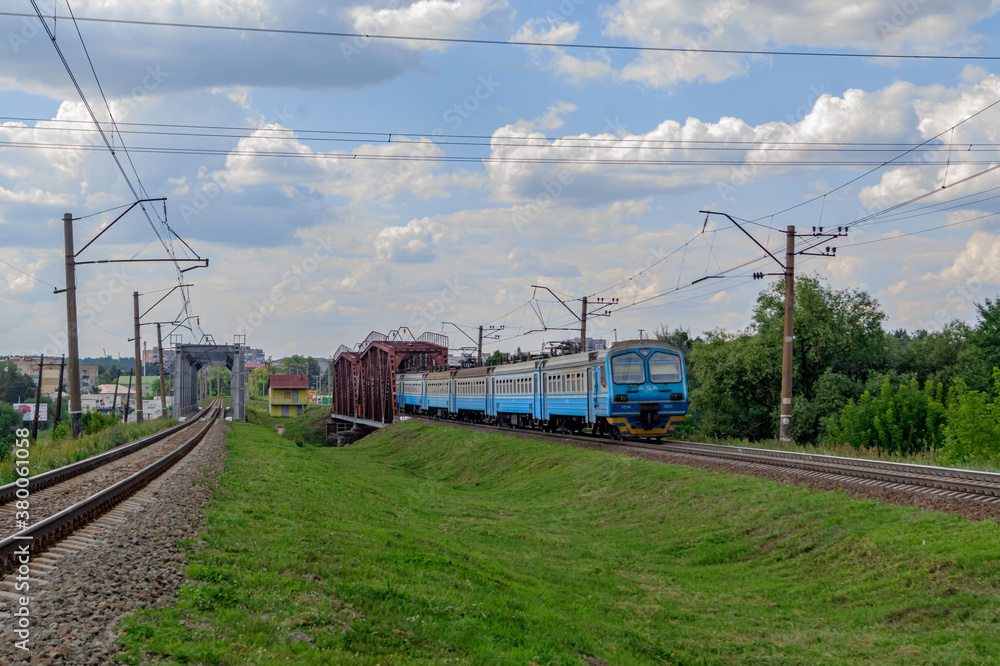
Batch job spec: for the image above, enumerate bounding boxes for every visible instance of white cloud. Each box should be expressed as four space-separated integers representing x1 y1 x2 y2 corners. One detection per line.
375 218 440 263
347 0 513 52
597 0 999 88
0 1 513 98
859 72 1000 214
514 17 613 83
487 80 924 204
217 124 483 203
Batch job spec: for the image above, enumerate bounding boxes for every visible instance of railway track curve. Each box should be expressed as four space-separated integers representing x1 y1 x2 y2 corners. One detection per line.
410 417 1000 507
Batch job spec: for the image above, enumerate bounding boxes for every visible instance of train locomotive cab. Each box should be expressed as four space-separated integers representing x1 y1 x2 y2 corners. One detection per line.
604 342 688 438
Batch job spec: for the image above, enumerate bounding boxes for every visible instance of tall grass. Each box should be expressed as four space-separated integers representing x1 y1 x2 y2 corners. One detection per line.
0 418 179 486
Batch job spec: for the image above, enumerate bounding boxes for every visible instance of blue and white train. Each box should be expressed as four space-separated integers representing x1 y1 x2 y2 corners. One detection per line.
397 340 688 438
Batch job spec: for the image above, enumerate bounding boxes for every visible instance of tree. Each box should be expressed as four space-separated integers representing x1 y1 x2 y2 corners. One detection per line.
968 297 1000 391
690 330 780 440
893 320 974 389
690 276 892 442
97 363 122 386
307 357 321 390
0 401 22 457
0 362 36 403
281 355 309 376
249 366 270 399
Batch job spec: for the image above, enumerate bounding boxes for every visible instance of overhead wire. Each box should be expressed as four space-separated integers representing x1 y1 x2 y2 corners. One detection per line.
0 256 58 289
752 97 1000 223
27 1 203 340
2 10 1000 61
8 138 998 166
8 118 1000 153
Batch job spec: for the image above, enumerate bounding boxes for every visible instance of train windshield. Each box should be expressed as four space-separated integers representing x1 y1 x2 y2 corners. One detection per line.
648 352 682 384
611 352 645 384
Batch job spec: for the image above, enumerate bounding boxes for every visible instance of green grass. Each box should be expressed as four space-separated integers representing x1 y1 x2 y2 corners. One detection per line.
0 417 179 485
119 421 1000 665
245 398 328 447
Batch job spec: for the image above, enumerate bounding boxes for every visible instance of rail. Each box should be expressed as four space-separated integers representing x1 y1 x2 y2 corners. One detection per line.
411 417 1000 501
0 400 222 573
0 403 213 506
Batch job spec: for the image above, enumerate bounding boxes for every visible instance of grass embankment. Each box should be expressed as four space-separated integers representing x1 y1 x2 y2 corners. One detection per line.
120 421 1000 664
0 418 179 485
245 398 328 446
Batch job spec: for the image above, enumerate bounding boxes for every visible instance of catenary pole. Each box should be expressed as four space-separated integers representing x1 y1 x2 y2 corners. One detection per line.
30 354 43 440
157 322 167 415
477 326 483 366
780 226 795 442
133 291 144 423
54 355 65 430
63 213 83 438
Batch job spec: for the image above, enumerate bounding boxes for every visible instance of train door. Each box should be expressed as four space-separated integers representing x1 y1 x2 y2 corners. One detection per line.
533 371 541 420
540 373 547 421
487 377 495 417
587 368 595 425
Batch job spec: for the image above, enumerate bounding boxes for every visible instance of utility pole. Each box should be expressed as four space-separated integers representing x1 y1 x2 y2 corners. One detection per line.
30 354 43 440
123 370 133 423
111 373 120 420
54 355 65 431
63 212 83 438
156 322 166 415
56 201 204 436
780 226 795 442
133 291 144 423
477 326 484 366
701 211 845 442
442 322 502 367
529 286 614 353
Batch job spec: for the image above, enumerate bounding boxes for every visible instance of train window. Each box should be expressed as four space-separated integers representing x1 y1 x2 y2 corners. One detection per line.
649 352 682 383
612 352 645 384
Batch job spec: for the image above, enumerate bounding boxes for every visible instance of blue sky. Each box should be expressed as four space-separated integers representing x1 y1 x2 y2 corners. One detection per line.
2 0 1000 359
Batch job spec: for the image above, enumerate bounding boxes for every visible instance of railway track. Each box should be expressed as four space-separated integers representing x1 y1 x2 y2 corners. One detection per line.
0 400 224 574
410 417 1000 507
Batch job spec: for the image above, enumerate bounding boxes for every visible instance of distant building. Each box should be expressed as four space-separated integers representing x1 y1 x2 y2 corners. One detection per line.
268 374 309 417
241 347 265 364
7 356 96 394
143 347 176 370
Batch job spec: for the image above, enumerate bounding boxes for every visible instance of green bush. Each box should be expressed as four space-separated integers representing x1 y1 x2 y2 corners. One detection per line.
939 369 1000 465
827 378 947 455
82 410 118 435
97 426 128 449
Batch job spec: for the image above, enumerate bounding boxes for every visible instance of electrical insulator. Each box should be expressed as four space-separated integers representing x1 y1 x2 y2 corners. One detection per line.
753 272 764 280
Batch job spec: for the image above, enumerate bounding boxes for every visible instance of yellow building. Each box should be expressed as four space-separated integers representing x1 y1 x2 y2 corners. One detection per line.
269 374 310 417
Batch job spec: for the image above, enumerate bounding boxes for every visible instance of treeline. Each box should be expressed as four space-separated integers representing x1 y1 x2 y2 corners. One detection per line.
660 276 1000 465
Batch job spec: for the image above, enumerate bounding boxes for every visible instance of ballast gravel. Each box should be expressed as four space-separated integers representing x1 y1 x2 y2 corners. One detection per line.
0 420 228 665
